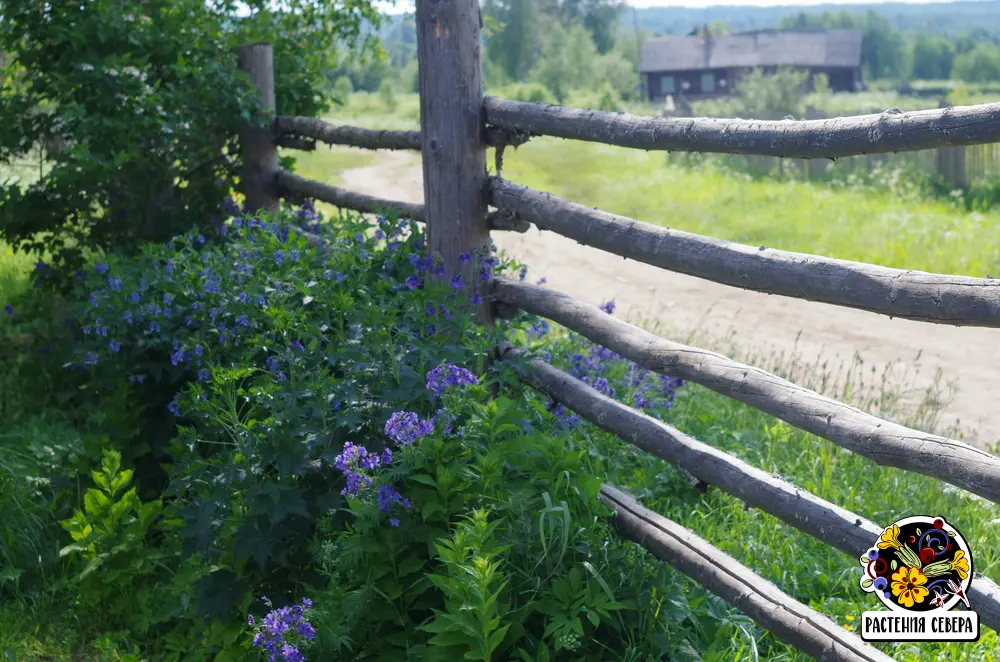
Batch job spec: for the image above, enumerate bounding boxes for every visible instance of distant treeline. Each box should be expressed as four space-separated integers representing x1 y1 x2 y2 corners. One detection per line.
328 1 1000 101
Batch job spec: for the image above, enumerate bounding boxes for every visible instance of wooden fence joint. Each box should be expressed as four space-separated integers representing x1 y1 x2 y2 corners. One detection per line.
485 125 533 176
487 208 530 233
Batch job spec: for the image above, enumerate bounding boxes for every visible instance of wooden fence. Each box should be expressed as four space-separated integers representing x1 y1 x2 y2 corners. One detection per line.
234 6 1000 657
699 105 1000 188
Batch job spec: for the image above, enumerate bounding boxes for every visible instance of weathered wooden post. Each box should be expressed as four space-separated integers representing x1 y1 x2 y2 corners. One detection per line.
236 43 280 214
415 0 493 325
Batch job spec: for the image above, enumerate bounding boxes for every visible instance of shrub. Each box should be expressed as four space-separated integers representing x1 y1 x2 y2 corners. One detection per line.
42 197 734 660
0 0 379 286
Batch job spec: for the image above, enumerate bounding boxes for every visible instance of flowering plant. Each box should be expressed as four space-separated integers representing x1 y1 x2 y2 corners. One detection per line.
249 596 316 662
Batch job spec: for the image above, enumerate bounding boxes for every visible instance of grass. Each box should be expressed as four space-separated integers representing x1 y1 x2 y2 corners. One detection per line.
6 90 1000 659
497 137 1000 277
543 315 1000 660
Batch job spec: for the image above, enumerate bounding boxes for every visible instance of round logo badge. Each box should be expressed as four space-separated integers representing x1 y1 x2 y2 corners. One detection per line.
859 515 972 612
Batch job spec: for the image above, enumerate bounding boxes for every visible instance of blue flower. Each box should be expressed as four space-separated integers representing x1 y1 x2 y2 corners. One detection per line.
600 300 617 315
426 362 478 397
109 339 121 353
95 261 110 275
450 275 465 291
274 251 285 266
384 411 433 446
167 394 181 417
405 276 420 290
2 304 11 316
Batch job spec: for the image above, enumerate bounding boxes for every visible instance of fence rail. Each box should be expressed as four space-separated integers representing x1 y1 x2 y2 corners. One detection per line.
489 177 1000 327
498 342 1000 632
235 18 1000 655
491 277 1000 503
485 96 1000 159
599 484 896 662
275 115 422 151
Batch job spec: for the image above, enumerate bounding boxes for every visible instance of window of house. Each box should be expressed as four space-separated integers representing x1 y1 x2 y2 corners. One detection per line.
701 73 716 93
661 75 676 95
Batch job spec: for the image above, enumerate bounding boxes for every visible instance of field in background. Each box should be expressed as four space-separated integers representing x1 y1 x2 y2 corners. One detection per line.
332 92 1000 278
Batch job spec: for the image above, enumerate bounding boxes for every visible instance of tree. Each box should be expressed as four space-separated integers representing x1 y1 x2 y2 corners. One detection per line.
735 67 809 119
910 33 955 80
0 0 378 285
484 0 541 82
952 43 1000 84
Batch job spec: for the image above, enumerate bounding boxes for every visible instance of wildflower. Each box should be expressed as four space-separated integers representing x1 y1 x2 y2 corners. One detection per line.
377 484 411 512
2 304 11 316
519 266 528 281
384 411 434 446
599 300 617 315
458 252 471 265
274 251 285 267
526 319 549 339
291 340 305 351
426 362 478 396
109 339 121 353
95 261 110 275
405 276 420 290
130 292 141 304
84 352 99 366
450 274 465 291
389 518 400 527
536 277 547 286
469 293 483 305
167 394 181 417
198 369 210 381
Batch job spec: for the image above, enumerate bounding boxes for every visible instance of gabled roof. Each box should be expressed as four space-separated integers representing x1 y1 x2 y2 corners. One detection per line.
639 29 863 73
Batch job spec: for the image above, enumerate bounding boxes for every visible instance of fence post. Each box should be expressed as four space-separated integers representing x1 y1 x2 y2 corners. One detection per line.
236 43 280 214
415 0 493 325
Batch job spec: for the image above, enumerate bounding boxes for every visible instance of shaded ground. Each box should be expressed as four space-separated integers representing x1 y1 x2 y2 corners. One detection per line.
339 149 1000 448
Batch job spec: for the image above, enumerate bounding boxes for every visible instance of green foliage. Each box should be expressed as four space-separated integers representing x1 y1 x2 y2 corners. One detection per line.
379 80 398 113
0 0 378 285
910 33 956 80
952 43 1000 84
735 67 809 119
58 448 174 634
418 510 511 661
333 75 355 104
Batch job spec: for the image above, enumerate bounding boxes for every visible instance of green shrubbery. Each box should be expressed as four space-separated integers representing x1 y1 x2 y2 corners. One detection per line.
0 201 710 660
0 0 379 285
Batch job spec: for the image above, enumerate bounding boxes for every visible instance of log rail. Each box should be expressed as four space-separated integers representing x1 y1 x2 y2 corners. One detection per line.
237 28 1000 656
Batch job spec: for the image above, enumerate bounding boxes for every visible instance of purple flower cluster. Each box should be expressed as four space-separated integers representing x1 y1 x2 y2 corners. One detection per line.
249 596 315 662
334 441 392 496
384 411 434 446
426 362 479 397
332 439 412 525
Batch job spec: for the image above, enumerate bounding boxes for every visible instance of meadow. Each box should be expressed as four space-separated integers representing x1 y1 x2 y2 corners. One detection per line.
3 90 1000 661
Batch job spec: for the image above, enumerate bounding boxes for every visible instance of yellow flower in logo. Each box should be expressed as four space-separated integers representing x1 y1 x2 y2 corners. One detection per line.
878 524 903 550
891 566 929 608
950 550 970 580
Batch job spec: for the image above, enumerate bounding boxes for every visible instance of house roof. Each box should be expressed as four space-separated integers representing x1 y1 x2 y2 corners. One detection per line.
639 29 863 73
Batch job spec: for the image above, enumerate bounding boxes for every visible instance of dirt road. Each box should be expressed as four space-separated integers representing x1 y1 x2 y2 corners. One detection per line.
339 150 1000 448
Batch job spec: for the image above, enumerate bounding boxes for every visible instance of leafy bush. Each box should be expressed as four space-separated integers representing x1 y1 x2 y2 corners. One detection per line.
734 67 810 120
0 0 379 285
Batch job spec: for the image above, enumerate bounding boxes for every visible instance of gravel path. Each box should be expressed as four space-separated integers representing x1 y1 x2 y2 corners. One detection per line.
338 149 1000 448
